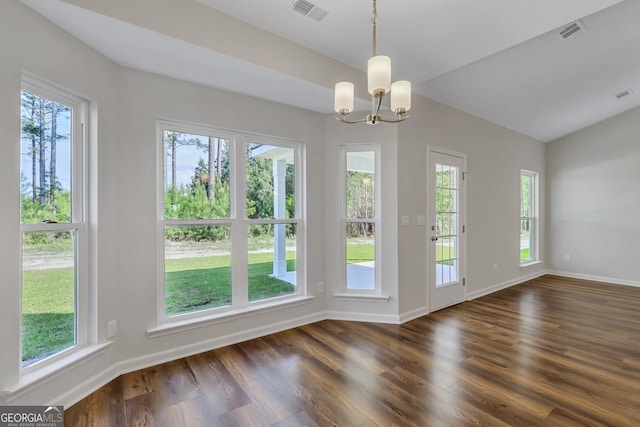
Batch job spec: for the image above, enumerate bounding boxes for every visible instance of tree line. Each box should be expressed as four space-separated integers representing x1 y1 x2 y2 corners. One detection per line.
21 91 72 247
163 132 295 242
20 93 297 246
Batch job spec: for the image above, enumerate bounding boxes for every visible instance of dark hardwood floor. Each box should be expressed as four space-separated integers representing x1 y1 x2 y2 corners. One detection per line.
65 275 640 426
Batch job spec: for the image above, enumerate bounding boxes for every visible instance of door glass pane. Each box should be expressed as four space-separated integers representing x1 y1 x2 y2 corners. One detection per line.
163 131 230 220
246 143 295 219
22 230 76 367
20 91 72 224
165 225 232 315
435 163 458 287
346 222 375 290
248 224 296 302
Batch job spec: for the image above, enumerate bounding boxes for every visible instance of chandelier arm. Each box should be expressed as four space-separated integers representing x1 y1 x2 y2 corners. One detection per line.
334 116 369 124
376 114 411 123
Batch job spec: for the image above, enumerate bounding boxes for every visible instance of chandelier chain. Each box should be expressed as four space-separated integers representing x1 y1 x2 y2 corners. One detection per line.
372 0 377 57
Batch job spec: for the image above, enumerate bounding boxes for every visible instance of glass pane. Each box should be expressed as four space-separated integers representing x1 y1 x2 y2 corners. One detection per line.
346 151 375 219
435 163 459 288
22 231 76 367
346 222 375 290
521 174 532 217
246 143 296 219
165 226 232 315
520 219 532 262
164 131 230 220
20 91 72 224
248 224 296 302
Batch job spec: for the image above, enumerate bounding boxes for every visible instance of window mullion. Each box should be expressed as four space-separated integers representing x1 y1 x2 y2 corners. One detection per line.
232 137 248 308
231 219 249 307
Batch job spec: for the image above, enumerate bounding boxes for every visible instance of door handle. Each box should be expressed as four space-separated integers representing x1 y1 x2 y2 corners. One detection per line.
431 236 438 241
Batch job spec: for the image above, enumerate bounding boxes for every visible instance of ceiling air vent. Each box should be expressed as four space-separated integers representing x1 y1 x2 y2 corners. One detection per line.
291 0 329 22
558 20 586 40
615 89 634 99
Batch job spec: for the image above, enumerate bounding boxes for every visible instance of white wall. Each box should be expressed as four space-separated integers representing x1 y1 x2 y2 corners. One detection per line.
323 118 400 322
547 106 640 286
1 0 326 406
396 95 547 318
322 93 547 323
1 0 122 398
2 0 550 408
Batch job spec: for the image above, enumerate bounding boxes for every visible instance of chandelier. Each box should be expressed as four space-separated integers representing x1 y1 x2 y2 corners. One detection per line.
334 0 411 125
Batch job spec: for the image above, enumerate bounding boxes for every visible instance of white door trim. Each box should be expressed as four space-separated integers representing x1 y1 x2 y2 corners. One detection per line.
427 146 467 311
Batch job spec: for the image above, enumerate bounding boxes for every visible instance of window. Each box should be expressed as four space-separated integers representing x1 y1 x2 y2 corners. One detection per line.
159 121 303 320
20 76 87 367
342 147 379 292
520 170 539 264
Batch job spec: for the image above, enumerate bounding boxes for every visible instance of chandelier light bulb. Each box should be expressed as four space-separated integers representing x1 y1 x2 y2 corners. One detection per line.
335 82 355 114
367 55 391 95
391 80 411 114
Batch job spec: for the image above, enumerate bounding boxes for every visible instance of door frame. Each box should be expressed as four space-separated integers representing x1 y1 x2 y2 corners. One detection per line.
427 146 467 311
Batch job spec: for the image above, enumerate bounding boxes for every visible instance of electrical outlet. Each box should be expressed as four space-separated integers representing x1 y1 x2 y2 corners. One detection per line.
317 281 325 293
107 320 117 338
564 254 571 261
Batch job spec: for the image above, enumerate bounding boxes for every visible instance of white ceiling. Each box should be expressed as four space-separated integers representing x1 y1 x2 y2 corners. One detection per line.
21 0 640 142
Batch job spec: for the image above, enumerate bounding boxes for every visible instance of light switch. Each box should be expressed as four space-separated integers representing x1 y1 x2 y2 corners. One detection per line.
417 215 426 226
401 215 409 227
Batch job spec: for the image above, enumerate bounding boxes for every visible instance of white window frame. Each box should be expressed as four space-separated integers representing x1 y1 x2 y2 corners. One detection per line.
19 74 89 371
520 169 539 266
156 120 306 325
339 145 381 295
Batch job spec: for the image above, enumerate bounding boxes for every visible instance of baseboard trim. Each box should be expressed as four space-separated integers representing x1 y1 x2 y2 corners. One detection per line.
547 270 640 288
465 270 547 301
57 268 629 408
398 306 431 324
57 311 325 408
324 310 401 324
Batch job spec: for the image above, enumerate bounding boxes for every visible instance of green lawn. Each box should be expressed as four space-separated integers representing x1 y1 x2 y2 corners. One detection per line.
346 241 374 263
22 267 75 365
22 251 297 364
348 241 456 264
22 242 463 364
435 244 456 264
165 251 296 315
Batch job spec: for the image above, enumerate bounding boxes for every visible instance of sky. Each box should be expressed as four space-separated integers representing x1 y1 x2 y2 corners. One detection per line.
20 99 72 195
21 100 240 197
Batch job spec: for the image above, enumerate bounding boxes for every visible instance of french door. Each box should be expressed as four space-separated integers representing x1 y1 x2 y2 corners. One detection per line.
428 148 466 311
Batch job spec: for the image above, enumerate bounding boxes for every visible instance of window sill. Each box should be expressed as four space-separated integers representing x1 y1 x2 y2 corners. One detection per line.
3 342 112 403
148 295 315 339
520 260 543 268
333 292 390 303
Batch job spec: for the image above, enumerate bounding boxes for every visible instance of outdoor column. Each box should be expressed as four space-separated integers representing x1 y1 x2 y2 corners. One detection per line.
273 158 287 277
